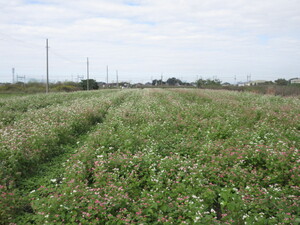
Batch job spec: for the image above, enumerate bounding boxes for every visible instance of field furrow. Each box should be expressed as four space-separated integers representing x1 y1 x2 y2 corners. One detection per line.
0 90 133 223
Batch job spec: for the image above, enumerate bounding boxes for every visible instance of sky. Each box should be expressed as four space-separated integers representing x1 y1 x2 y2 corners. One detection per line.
0 0 300 84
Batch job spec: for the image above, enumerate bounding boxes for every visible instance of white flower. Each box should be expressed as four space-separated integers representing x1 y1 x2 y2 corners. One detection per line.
243 214 249 219
50 179 57 183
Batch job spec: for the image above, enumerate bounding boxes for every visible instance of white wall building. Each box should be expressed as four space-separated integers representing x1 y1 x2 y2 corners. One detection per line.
290 78 300 84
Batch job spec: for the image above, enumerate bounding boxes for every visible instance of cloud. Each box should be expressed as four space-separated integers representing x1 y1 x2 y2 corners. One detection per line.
0 0 299 83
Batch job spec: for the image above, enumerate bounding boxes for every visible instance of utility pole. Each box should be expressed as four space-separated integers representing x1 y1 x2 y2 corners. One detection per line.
116 70 119 87
17 75 26 87
161 73 163 85
77 75 84 83
247 74 251 83
12 68 15 84
234 75 237 85
87 57 89 90
106 65 109 86
46 39 49 93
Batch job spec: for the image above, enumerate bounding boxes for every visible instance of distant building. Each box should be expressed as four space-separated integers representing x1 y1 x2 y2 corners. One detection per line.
132 83 144 88
245 80 268 86
289 78 300 84
97 82 106 88
222 82 231 86
119 82 131 88
190 82 197 87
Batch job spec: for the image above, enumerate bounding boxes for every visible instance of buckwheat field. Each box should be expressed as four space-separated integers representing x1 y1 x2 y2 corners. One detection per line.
0 89 299 224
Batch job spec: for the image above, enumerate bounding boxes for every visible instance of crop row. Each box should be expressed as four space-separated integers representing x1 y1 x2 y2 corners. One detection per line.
0 90 116 129
19 89 300 224
0 90 132 223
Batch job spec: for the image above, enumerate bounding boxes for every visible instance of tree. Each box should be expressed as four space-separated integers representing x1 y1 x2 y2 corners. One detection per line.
274 78 288 85
196 79 206 87
166 77 183 86
152 79 165 86
80 79 99 90
196 79 222 88
152 79 159 86
263 81 274 85
205 79 221 86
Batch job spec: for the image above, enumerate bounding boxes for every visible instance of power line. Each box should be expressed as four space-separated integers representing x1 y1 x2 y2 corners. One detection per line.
0 32 43 49
50 49 85 64
0 33 84 66
77 75 84 82
17 75 26 86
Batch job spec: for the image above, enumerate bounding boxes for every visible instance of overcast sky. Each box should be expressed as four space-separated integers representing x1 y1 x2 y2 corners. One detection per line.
0 0 300 83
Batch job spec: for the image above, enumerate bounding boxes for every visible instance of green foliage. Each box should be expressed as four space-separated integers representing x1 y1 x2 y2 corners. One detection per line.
0 89 299 224
275 78 289 85
80 79 99 90
222 85 300 96
51 82 81 92
0 81 83 94
197 78 222 87
151 79 165 86
166 77 183 86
